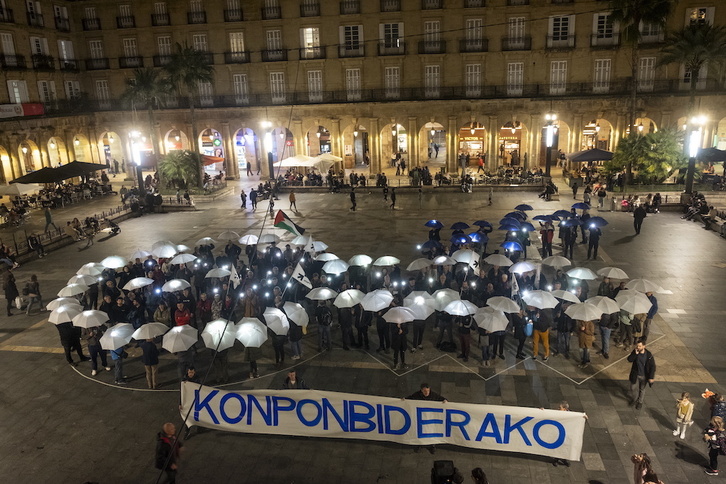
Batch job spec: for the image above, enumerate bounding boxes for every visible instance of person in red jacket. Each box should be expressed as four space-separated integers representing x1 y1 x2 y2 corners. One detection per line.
540 221 554 257
174 302 192 326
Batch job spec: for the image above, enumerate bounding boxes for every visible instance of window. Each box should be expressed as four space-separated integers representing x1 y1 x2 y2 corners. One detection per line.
384 66 400 99
340 25 363 55
37 80 56 104
594 14 613 39
153 2 170 25
189 0 203 12
57 39 74 60
53 5 68 19
95 79 110 107
26 0 42 26
550 60 567 94
465 64 481 97
157 36 171 55
7 80 29 103
64 80 80 99
193 34 208 52
549 15 575 47
382 23 402 48
88 40 104 59
267 30 282 50
681 64 707 90
119 4 132 16
637 57 655 92
424 65 440 98
687 7 714 26
270 72 285 103
154 2 168 14
84 6 96 19
424 21 440 42
639 21 662 42
466 19 483 41
0 33 16 57
229 32 245 52
122 38 138 57
507 62 523 96
198 81 213 106
308 70 323 102
508 17 525 41
29 36 49 55
593 59 611 93
300 27 320 58
346 68 361 101
232 73 248 105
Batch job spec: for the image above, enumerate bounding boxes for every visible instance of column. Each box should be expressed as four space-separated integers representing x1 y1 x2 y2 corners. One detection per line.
572 114 583 153
292 119 304 157
447 115 457 173
613 114 625 150
488 115 498 170
39 138 50 168
221 122 237 178
8 137 21 177
155 124 165 157
63 130 74 162
331 118 342 170
531 128 541 171
408 116 418 168
88 127 100 164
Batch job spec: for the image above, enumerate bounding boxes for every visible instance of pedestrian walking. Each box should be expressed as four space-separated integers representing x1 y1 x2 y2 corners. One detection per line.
390 188 396 210
3 270 18 316
44 207 59 232
350 188 357 211
24 274 43 314
111 346 127 384
383 185 389 202
418 186 422 209
246 161 253 176
673 392 694 440
56 321 89 366
155 422 183 484
572 180 579 199
240 190 246 209
289 189 297 211
634 205 647 234
587 225 602 260
627 338 656 410
250 188 258 211
643 291 658 341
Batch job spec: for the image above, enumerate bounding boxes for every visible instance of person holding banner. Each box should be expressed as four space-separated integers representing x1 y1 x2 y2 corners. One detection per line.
405 383 448 454
283 369 309 389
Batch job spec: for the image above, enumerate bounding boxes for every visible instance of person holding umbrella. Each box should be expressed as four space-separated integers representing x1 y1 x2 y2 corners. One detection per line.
587 224 602 260
390 321 408 369
82 325 110 376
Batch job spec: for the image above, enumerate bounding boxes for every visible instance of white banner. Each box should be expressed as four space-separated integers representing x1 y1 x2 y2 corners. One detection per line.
180 383 586 460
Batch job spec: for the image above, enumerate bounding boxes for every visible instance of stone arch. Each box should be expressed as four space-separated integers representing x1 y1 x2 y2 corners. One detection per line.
421 121 447 165
380 122 407 167
98 131 123 166
496 121 529 167
72 134 93 163
232 127 260 175
164 128 190 151
47 137 69 166
633 117 657 135
305 125 331 157
581 118 614 151
341 123 369 170
199 127 225 173
18 139 41 174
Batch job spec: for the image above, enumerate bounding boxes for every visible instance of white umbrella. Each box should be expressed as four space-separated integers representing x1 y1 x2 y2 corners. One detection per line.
306 287 338 301
283 301 309 328
152 240 176 250
236 318 268 348
315 252 339 262
334 289 365 308
550 290 581 304
443 299 478 316
77 262 104 276
291 234 312 247
486 296 520 313
361 289 394 312
46 298 82 311
151 244 177 258
130 249 151 260
57 284 88 297
176 244 192 253
566 267 598 280
239 234 259 245
348 254 372 266
452 249 480 268
162 325 199 353
542 255 571 268
407 258 433 271
323 259 349 274
626 279 662 293
100 323 134 350
565 302 603 321
196 237 217 246
258 233 280 245
373 255 400 266
132 322 169 340
432 288 460 311
67 274 98 286
510 261 536 274
483 254 513 267
522 290 559 309
597 267 629 279
100 255 128 269
48 305 83 324
403 291 436 320
383 306 416 324
616 291 653 314
263 307 290 336
123 277 154 291
312 240 328 252
206 268 231 278
585 296 621 314
473 307 509 332
201 319 237 351
432 255 457 266
71 310 109 328
0 183 40 196
170 253 197 265
218 230 241 241
162 279 192 292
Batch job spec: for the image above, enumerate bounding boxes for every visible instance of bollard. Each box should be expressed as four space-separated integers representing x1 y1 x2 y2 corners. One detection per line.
610 196 617 212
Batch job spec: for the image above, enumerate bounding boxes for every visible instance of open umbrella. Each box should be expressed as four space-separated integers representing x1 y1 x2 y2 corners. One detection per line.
519 222 536 232
361 290 394 312
542 256 571 268
46 298 82 311
196 237 217 246
383 306 416 324
58 284 88 297
403 291 436 320
123 277 154 291
348 254 372 266
334 289 365 308
473 307 509 332
291 234 312 246
616 291 652 314
452 249 480 268
263 307 290 336
499 217 521 227
432 288 460 311
373 255 400 266
499 224 520 232
239 234 259 245
533 215 554 222
588 216 608 227
450 222 470 230
468 233 489 244
486 296 520 313
501 241 523 252
450 234 472 245
67 274 98 286
522 290 559 309
626 279 662 293
235 318 268 348
323 259 349 274
72 310 109 328
151 244 178 259
421 239 443 250
432 255 457 266
443 299 478 316
550 290 581 304
152 240 175 250
283 301 309 328
170 253 197 265
162 279 192 292
565 302 603 321
425 220 444 229
132 322 169 340
596 267 629 279
315 252 339 262
206 268 231 279
130 249 151 260
407 258 433 271
77 262 104 276
515 203 534 211
176 244 192 253
585 296 620 314
306 287 338 301
48 305 83 324
554 210 573 219
510 261 536 274
218 230 241 241
566 267 598 280
484 254 513 267
311 240 328 252
473 220 492 228
162 325 199 353
100 255 128 269
566 148 613 163
201 319 237 351
100 323 134 350
572 202 590 210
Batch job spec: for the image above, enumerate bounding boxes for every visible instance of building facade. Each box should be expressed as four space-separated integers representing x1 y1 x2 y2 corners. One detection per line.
0 0 724 181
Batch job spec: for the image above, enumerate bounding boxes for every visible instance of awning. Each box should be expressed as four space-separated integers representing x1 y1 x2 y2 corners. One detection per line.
697 147 726 162
10 162 107 184
202 155 224 166
10 167 59 184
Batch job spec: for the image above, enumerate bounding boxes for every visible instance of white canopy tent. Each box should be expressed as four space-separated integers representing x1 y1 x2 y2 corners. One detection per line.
273 154 336 173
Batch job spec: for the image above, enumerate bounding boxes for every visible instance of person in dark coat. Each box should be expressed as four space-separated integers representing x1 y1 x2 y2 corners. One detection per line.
3 270 18 316
627 338 656 410
56 322 88 365
405 383 447 454
390 321 408 369
350 188 357 211
155 423 182 483
338 306 354 350
140 339 160 389
633 205 647 235
283 369 309 389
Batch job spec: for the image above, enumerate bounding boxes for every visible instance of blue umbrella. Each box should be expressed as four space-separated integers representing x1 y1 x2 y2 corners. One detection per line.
450 222 470 230
498 225 521 231
425 220 444 229
499 217 521 226
505 211 527 221
533 215 553 222
472 220 492 228
468 232 489 244
501 241 523 251
561 218 582 227
451 234 472 245
554 210 573 219
515 204 533 211
421 239 443 249
572 202 590 210
588 216 608 227
520 222 536 232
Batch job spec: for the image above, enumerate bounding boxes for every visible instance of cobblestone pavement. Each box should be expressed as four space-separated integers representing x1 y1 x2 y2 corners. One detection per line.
0 179 723 483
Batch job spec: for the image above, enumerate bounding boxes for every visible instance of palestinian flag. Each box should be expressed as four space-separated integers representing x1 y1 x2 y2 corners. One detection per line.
274 210 305 236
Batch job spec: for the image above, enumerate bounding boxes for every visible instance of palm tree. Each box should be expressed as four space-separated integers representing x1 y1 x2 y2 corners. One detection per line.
609 0 676 185
158 150 201 189
659 23 726 192
121 67 168 167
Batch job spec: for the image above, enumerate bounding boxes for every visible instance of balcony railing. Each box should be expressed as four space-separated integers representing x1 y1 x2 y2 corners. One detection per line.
224 51 250 63
0 54 25 69
224 8 243 21
591 34 620 48
0 8 14 23
31 54 54 70
422 0 442 9
546 35 576 50
153 54 172 67
300 2 320 17
551 0 573 3
300 46 325 60
640 32 665 45
187 11 206 24
339 45 365 57
82 18 101 30
459 38 488 52
464 0 485 6
26 12 43 27
380 0 401 12
151 13 170 26
261 6 281 20
55 16 70 32
418 40 446 54
85 57 110 70
378 42 405 55
119 56 143 68
261 49 287 62
116 15 136 28
199 52 214 64
507 0 529 5
501 36 531 51
59 59 79 71
340 1 360 14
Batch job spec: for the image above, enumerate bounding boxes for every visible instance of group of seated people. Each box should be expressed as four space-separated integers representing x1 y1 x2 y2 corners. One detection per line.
0 204 29 226
278 169 325 187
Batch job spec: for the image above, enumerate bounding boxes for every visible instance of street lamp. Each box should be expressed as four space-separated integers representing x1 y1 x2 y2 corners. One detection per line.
128 131 145 199
544 113 558 178
685 115 707 194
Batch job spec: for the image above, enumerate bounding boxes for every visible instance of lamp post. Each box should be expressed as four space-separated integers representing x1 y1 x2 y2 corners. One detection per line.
128 131 145 200
544 113 557 179
684 115 706 194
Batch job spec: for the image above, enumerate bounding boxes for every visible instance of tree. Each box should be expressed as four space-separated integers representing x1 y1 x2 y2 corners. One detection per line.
158 150 200 189
606 129 687 184
121 68 169 167
609 0 676 185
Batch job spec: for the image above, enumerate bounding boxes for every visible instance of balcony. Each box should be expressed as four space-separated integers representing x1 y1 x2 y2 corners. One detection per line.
31 54 54 71
151 13 170 26
85 57 110 70
224 51 250 64
59 59 79 72
300 2 320 17
153 54 172 67
187 11 206 24
507 0 529 5
116 15 136 28
224 9 243 21
590 34 620 48
200 52 214 64
119 56 143 68
300 46 325 60
378 42 405 56
55 16 70 32
261 49 287 62
340 1 360 14
82 18 101 30
0 54 25 69
339 44 365 57
422 0 442 9
546 35 575 50
26 12 43 27
501 36 531 51
640 32 665 45
418 40 446 54
464 0 485 6
459 38 488 52
380 0 401 12
551 0 573 3
261 6 281 20
0 8 14 23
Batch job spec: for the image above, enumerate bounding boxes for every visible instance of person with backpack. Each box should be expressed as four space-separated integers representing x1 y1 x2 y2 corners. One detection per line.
155 422 183 483
704 416 726 476
315 301 332 351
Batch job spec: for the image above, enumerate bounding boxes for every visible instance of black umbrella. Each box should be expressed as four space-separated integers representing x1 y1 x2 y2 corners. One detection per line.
54 161 108 179
566 148 613 163
697 147 726 162
10 167 59 184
